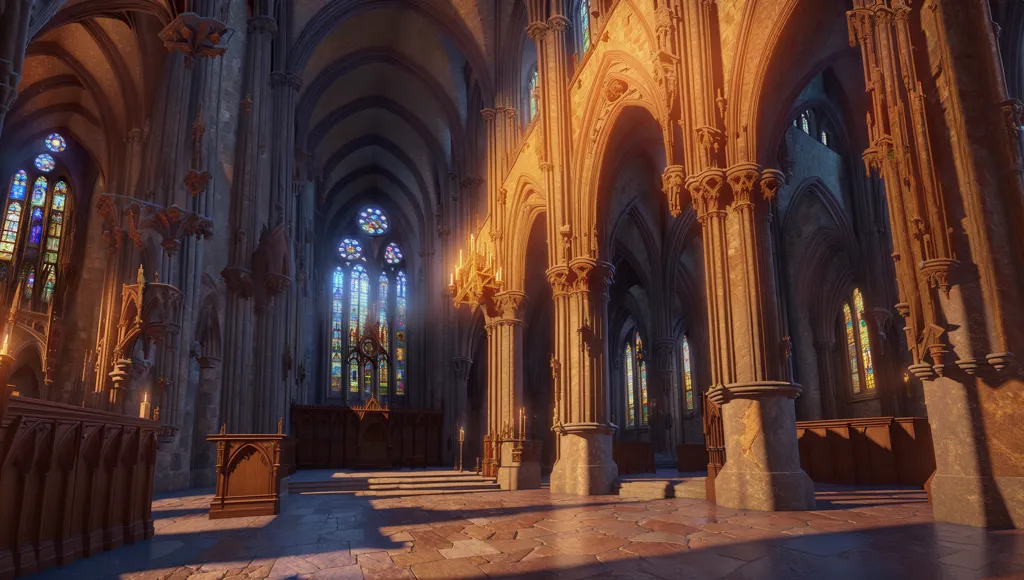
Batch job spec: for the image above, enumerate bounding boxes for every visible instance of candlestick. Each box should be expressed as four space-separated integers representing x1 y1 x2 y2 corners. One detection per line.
450 272 454 286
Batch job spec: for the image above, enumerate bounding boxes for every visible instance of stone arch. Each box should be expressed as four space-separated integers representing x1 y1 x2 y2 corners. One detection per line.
506 175 547 291
8 343 45 400
726 0 856 165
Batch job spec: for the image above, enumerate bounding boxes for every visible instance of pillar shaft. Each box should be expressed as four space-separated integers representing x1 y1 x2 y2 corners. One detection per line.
693 165 814 512
220 14 277 433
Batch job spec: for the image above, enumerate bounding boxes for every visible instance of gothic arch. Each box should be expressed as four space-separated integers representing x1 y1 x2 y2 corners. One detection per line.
726 0 856 165
506 179 547 292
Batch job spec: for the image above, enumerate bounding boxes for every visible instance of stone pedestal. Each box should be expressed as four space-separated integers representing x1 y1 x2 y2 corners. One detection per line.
549 424 618 495
924 376 1024 528
497 439 542 491
712 387 815 512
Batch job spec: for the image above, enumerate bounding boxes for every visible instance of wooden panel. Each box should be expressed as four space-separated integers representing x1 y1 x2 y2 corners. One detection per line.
207 432 291 520
795 417 935 488
612 441 655 475
0 397 158 580
676 444 709 472
290 405 443 469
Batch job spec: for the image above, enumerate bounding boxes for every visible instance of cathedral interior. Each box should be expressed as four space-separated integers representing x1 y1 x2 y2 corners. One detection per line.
1 0 1024 578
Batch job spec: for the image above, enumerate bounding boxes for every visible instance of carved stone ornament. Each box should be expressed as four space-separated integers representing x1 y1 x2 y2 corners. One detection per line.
97 194 213 258
158 12 233 69
604 78 629 102
661 165 686 217
115 266 185 359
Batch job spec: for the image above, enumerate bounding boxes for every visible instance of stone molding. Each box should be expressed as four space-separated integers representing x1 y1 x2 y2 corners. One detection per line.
706 381 802 405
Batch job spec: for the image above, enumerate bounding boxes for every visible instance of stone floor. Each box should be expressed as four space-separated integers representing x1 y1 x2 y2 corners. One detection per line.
25 484 1024 580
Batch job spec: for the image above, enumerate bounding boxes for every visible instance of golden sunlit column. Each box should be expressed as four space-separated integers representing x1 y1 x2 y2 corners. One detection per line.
548 259 618 495
693 165 815 512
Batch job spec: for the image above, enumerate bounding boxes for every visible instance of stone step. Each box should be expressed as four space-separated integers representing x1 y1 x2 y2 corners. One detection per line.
367 481 497 491
289 471 499 497
615 477 707 500
354 487 501 497
366 475 492 485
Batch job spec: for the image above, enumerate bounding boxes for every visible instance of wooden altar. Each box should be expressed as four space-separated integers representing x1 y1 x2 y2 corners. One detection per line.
291 399 442 469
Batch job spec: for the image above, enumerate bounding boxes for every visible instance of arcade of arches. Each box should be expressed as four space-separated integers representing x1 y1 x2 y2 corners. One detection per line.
1 0 1024 547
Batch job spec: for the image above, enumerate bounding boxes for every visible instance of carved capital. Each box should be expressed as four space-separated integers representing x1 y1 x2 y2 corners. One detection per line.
661 165 686 217
526 21 550 41
759 168 785 201
547 15 570 33
221 266 253 299
481 108 498 121
452 357 473 382
693 168 727 219
247 15 277 35
726 163 761 206
494 291 527 322
546 266 572 296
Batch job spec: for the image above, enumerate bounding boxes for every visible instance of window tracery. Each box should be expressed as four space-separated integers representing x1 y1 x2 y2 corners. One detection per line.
358 207 388 235
384 242 403 264
579 0 592 54
682 336 694 411
623 329 649 427
2 135 73 306
528 66 539 122
841 287 876 396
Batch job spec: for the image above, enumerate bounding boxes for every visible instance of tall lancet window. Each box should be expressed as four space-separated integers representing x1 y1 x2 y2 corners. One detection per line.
623 329 649 428
330 268 345 392
2 133 74 306
395 270 407 396
578 0 592 53
349 264 369 393
378 272 390 400
841 287 876 396
681 336 694 411
528 66 539 122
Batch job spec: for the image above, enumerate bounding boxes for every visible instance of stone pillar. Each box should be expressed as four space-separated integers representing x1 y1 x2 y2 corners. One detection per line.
454 356 473 452
692 165 815 512
548 260 618 495
0 0 32 136
813 340 838 420
191 357 222 487
848 0 1024 528
220 13 277 433
652 338 678 455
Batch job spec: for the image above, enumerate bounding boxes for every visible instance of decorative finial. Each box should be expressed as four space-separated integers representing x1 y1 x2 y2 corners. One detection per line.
220 423 226 434
277 416 284 435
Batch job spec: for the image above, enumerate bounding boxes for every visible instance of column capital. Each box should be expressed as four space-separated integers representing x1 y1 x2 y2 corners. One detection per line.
270 71 302 92
569 258 614 295
526 21 550 41
661 165 686 217
707 381 802 405
247 15 278 35
493 290 528 322
481 108 498 121
452 357 473 381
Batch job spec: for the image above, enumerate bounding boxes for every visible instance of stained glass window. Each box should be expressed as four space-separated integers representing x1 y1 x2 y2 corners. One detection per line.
51 180 67 211
23 266 35 300
31 176 47 207
579 0 591 53
528 66 539 121
625 343 635 428
800 113 810 135
330 268 345 392
637 332 648 426
363 361 373 397
28 207 43 246
378 272 389 398
348 264 369 393
853 289 875 391
384 242 403 264
44 133 66 153
44 181 66 265
843 302 861 394
41 269 56 304
339 238 362 261
358 207 388 235
395 270 407 396
0 202 22 261
8 170 27 201
34 154 55 172
682 336 694 411
820 130 829 147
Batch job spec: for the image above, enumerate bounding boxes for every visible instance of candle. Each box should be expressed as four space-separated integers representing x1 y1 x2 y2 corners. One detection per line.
450 272 454 286
140 393 151 419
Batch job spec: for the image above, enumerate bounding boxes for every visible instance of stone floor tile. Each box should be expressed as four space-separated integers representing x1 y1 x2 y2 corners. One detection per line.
437 539 501 559
310 565 364 579
410 557 486 579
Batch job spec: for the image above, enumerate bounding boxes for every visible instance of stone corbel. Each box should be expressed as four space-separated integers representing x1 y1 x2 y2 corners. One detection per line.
159 12 233 69
661 165 686 217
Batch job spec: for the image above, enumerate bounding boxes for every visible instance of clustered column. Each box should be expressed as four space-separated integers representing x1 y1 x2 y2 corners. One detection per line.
220 12 277 433
0 0 32 135
689 164 815 511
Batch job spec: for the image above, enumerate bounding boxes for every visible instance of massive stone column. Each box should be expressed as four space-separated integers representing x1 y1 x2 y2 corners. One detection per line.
849 0 1024 528
221 12 277 433
0 0 32 136
548 260 617 495
652 338 678 455
691 165 815 512
813 340 838 419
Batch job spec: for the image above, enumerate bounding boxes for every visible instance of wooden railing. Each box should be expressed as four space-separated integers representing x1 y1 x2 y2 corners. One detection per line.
0 394 160 579
291 404 442 469
795 416 935 487
207 429 292 519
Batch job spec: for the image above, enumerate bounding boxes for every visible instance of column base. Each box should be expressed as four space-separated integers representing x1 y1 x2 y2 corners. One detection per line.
549 424 617 495
497 440 542 491
714 465 815 511
930 473 1024 529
